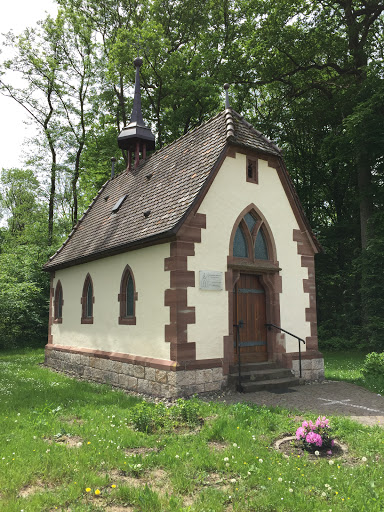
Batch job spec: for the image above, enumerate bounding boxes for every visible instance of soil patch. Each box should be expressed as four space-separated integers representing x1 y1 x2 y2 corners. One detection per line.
45 435 84 448
124 446 159 456
18 481 52 498
207 441 228 452
105 507 134 511
60 416 84 425
202 472 231 491
107 468 172 496
275 436 347 460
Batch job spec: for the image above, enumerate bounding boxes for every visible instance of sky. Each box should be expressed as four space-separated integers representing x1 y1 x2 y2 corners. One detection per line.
0 0 58 171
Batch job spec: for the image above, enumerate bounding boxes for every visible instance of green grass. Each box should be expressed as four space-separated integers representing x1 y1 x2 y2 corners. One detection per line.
1 349 384 511
323 350 384 394
323 350 366 382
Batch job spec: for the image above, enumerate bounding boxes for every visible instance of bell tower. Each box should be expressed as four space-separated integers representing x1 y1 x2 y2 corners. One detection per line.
117 57 155 170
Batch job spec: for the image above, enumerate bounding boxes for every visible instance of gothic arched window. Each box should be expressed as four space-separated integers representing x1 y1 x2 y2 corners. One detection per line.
232 210 270 261
81 273 94 324
54 280 63 323
118 265 137 325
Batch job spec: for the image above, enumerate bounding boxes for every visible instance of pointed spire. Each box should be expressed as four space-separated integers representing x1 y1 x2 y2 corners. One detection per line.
224 83 230 109
130 57 145 126
117 57 155 170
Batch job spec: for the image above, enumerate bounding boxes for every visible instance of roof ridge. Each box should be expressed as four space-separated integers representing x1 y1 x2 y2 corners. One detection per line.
231 109 281 153
224 108 235 139
46 179 111 264
143 110 226 162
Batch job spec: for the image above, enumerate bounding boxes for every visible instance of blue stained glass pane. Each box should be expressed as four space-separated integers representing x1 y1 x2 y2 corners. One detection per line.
86 282 93 317
58 288 63 319
233 226 248 257
255 229 268 260
244 213 256 233
126 275 134 317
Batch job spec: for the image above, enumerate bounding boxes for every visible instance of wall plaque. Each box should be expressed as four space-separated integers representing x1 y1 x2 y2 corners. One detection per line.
199 270 223 291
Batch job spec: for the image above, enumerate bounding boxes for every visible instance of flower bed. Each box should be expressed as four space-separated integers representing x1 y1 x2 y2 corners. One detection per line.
275 416 348 460
296 416 333 453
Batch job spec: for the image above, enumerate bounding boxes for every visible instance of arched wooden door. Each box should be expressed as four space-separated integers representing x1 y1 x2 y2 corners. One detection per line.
233 274 267 363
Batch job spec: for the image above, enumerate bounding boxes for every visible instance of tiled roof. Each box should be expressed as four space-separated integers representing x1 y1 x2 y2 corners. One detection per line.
44 109 282 270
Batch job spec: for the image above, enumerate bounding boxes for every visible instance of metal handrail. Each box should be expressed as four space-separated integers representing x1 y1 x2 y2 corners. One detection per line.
233 322 244 392
265 323 306 378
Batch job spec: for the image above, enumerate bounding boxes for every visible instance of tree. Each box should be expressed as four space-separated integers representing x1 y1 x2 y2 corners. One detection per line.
1 22 62 245
0 169 51 349
238 0 384 249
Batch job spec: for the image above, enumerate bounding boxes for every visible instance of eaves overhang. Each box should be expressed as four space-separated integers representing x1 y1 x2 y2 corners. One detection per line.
42 229 177 272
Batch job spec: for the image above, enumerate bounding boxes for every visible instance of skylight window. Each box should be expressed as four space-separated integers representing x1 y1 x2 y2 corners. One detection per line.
111 194 127 213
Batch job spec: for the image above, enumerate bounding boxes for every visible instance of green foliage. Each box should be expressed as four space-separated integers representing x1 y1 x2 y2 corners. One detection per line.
359 211 384 350
361 352 384 395
175 397 200 425
0 169 52 349
1 350 384 511
361 352 384 377
130 398 201 433
323 350 366 383
0 0 384 351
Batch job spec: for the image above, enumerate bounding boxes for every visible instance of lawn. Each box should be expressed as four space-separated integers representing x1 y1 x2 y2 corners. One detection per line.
0 349 383 511
323 351 366 383
323 350 384 394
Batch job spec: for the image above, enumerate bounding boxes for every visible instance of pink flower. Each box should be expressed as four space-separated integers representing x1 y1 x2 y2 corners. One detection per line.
331 440 335 446
305 432 323 447
327 450 332 455
296 427 306 440
315 416 330 429
302 421 309 428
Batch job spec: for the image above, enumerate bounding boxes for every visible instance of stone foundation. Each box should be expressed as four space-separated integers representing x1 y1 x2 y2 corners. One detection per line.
280 350 324 381
44 347 227 398
292 357 324 381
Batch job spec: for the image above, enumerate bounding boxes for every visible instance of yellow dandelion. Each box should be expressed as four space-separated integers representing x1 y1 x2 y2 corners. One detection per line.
95 489 101 495
111 484 116 488
87 441 91 445
85 488 91 493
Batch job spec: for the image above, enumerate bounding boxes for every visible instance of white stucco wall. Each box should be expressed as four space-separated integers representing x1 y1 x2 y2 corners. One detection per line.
51 243 170 359
188 152 310 359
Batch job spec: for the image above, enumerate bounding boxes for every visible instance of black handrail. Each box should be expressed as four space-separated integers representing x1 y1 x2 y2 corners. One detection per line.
265 323 306 378
233 322 244 392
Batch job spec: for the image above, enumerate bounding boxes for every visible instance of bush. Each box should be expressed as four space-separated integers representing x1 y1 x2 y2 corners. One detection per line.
360 352 384 395
130 398 202 433
361 352 384 376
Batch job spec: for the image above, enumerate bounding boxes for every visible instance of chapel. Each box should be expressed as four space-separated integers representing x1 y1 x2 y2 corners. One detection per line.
43 58 324 397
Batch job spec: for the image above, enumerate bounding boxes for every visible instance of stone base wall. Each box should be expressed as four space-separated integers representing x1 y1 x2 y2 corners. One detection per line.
45 348 227 398
281 350 324 381
291 357 324 381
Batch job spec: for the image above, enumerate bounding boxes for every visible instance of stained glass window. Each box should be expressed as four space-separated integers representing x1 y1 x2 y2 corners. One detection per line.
57 287 63 319
54 281 63 321
86 281 93 317
255 229 268 260
126 274 134 317
233 225 248 257
244 213 256 233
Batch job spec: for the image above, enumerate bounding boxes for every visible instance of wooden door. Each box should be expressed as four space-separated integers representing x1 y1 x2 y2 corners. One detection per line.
233 274 267 363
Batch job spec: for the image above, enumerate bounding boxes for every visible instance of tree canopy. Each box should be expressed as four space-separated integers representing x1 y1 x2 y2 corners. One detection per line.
0 0 383 350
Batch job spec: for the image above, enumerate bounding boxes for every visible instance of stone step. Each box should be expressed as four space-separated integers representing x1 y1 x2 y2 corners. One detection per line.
239 376 300 393
228 367 294 384
229 362 277 374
